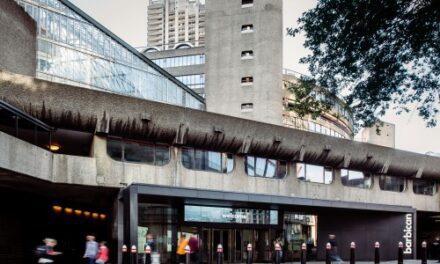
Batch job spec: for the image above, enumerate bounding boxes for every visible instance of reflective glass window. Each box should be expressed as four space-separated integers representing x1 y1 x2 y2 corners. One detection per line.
413 179 437 195
341 169 372 188
17 0 204 110
245 156 287 179
106 138 170 166
181 147 234 173
296 163 333 184
379 175 405 192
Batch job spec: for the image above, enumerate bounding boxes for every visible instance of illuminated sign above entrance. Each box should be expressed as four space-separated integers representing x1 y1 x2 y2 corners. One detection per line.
184 205 278 225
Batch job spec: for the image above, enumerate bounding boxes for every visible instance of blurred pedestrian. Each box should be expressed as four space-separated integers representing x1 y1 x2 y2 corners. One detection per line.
188 234 201 264
35 238 62 263
95 241 109 264
328 234 343 263
83 235 98 264
177 234 189 263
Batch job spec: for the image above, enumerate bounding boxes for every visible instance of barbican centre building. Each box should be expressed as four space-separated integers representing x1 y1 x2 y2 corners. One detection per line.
1 0 440 263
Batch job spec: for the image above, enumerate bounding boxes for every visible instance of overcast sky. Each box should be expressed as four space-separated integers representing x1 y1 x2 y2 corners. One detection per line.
70 0 439 154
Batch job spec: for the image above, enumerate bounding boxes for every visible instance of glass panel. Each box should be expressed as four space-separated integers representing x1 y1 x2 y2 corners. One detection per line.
138 203 177 263
123 141 155 164
306 164 324 183
245 156 255 176
296 163 305 180
265 159 276 178
226 153 234 173
155 145 170 166
341 169 372 188
182 148 194 169
379 175 405 192
324 167 333 184
255 157 266 177
184 205 278 225
413 179 436 195
206 151 221 172
194 149 205 170
17 0 204 110
107 138 123 161
276 161 287 178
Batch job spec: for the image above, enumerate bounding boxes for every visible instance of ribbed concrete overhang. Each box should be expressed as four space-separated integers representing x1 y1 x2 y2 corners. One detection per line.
1 71 439 179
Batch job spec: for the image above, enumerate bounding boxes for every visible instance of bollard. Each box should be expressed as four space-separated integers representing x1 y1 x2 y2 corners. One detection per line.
374 242 380 264
144 244 151 264
131 245 138 264
185 245 191 264
421 241 427 264
247 243 253 264
122 244 128 264
275 243 282 264
301 243 307 264
398 242 403 264
350 242 356 264
217 244 223 264
325 243 331 264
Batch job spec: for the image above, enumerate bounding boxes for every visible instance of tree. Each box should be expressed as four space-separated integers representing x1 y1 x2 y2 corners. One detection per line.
287 0 439 128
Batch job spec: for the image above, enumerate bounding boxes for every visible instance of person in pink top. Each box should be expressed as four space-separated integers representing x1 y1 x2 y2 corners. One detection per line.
95 241 109 264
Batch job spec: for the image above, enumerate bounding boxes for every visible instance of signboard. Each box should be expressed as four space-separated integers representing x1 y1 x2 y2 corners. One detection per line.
403 213 413 255
184 205 278 225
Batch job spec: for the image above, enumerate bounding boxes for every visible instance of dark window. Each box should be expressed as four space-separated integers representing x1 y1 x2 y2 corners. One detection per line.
341 169 372 188
413 179 436 195
241 24 254 32
242 0 253 6
106 138 170 166
241 103 253 110
181 148 234 173
296 163 333 184
241 50 254 58
379 175 405 192
241 76 253 84
245 156 287 178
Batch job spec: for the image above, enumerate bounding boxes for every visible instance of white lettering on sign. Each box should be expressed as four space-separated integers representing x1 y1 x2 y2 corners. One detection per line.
222 213 247 220
403 213 412 255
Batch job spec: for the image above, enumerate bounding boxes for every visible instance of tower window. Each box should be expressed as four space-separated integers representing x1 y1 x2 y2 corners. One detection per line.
241 76 253 86
241 24 254 33
242 0 254 8
241 50 254 60
241 103 254 112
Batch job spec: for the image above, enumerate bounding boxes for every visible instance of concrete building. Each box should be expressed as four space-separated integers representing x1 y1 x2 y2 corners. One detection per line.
143 0 355 138
1 1 440 264
146 0 206 50
361 121 396 148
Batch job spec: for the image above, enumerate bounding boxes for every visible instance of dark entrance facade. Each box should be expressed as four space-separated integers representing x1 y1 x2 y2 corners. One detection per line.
122 184 416 263
0 171 118 264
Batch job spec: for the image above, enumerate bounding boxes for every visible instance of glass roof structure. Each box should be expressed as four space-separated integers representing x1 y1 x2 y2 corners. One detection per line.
15 0 205 110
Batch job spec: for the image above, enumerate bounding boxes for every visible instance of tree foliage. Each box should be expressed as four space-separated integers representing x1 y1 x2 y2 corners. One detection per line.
288 0 439 128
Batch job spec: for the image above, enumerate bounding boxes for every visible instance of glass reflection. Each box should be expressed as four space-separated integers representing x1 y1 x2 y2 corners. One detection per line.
184 205 278 225
341 169 372 188
413 179 436 195
106 138 170 166
245 156 287 179
296 163 333 184
379 175 405 192
181 148 234 173
16 0 204 110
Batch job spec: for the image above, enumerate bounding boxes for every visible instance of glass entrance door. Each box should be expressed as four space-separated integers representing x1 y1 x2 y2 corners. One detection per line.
201 228 232 263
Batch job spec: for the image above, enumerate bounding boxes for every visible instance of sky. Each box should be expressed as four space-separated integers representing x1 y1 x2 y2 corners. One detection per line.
69 0 440 154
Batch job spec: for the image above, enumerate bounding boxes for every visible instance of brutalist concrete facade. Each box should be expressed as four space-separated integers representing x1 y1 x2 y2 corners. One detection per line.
0 0 36 77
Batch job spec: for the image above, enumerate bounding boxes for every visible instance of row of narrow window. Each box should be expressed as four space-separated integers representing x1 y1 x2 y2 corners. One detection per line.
106 138 436 195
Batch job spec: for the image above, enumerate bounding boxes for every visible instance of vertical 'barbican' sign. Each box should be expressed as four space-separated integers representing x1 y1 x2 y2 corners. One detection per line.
403 213 413 255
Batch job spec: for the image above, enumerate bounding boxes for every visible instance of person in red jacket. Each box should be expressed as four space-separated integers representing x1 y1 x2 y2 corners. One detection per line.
95 241 109 264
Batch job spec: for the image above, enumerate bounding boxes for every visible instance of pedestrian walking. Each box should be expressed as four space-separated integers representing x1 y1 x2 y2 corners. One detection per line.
328 234 343 263
35 238 62 263
83 235 99 264
177 234 189 263
95 241 109 264
188 234 201 264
